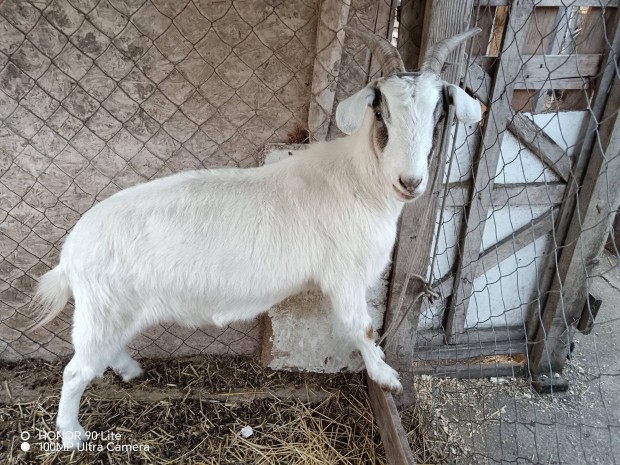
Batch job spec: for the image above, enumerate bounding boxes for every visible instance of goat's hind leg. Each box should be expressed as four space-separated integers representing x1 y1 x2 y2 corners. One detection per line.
327 284 402 394
57 309 120 449
57 348 115 449
110 349 143 382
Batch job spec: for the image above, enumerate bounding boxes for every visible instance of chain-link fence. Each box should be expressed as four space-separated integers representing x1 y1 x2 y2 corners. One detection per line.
0 0 393 361
1 0 620 463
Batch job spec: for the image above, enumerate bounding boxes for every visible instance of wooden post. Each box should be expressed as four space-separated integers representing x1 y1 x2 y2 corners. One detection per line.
307 0 351 142
396 0 426 71
445 1 533 344
368 0 398 81
384 0 475 371
529 76 620 377
367 379 416 465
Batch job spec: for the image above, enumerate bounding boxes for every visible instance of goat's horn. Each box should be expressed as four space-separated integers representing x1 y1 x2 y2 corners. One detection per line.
421 27 482 75
344 26 405 76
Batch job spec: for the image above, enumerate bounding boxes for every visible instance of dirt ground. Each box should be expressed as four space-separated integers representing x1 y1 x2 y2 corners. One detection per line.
0 356 386 464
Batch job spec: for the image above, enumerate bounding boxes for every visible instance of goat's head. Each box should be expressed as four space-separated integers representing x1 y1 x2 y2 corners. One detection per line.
336 28 483 202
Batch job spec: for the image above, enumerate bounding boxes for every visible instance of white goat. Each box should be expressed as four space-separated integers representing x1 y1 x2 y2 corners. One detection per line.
31 28 481 449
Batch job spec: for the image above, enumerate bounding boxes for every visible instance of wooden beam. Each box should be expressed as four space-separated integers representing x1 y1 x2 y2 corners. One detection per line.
445 2 533 344
307 0 350 142
508 112 571 182
412 338 525 360
527 9 620 366
475 0 618 7
477 206 557 274
384 0 475 371
397 0 427 72
367 379 416 465
439 183 565 208
530 76 620 374
475 54 602 90
465 60 491 105
532 7 569 112
408 362 527 378
368 0 398 80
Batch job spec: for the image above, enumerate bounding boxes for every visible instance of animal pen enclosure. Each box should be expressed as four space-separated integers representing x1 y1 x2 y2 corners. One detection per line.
1 0 620 464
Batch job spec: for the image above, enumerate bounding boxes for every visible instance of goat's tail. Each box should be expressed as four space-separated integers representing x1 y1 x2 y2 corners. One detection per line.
28 267 71 332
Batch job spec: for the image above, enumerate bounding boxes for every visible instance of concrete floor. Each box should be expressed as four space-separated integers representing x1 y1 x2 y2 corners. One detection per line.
410 251 620 465
460 252 620 464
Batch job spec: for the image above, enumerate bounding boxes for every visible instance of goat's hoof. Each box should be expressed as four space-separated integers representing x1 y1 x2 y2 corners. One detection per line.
114 362 144 382
381 380 403 395
58 426 86 450
119 366 144 383
370 364 402 394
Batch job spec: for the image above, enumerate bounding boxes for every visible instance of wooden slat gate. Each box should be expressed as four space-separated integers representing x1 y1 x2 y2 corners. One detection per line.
386 0 620 386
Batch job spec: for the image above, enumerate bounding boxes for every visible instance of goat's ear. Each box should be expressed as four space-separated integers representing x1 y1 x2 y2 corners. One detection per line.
444 84 482 124
335 86 375 135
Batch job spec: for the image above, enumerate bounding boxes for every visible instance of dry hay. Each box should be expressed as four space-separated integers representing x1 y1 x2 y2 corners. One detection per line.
0 355 386 464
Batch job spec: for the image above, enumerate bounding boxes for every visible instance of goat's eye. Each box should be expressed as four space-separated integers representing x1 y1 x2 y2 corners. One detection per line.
375 110 383 121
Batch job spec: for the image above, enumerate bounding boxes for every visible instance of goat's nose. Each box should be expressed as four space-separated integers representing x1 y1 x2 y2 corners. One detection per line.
399 175 423 193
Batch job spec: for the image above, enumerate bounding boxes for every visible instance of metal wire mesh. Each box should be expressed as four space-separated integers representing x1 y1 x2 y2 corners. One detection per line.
0 0 619 463
0 0 391 361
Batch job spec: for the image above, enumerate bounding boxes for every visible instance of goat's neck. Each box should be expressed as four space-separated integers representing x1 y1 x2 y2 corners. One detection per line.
332 132 404 221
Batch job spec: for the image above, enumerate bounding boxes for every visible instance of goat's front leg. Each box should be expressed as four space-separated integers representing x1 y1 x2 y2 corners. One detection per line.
327 284 402 394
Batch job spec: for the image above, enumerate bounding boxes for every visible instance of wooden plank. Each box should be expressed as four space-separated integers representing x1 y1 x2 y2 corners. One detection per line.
466 60 491 105
412 339 525 360
408 362 527 378
414 326 526 346
384 0 475 372
530 76 620 374
475 54 602 90
560 7 617 111
476 206 557 273
488 183 565 206
508 112 571 182
307 0 350 142
439 183 565 207
526 9 620 355
445 2 533 344
519 54 602 87
367 378 416 465
476 0 618 7
397 0 427 71
368 0 398 80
